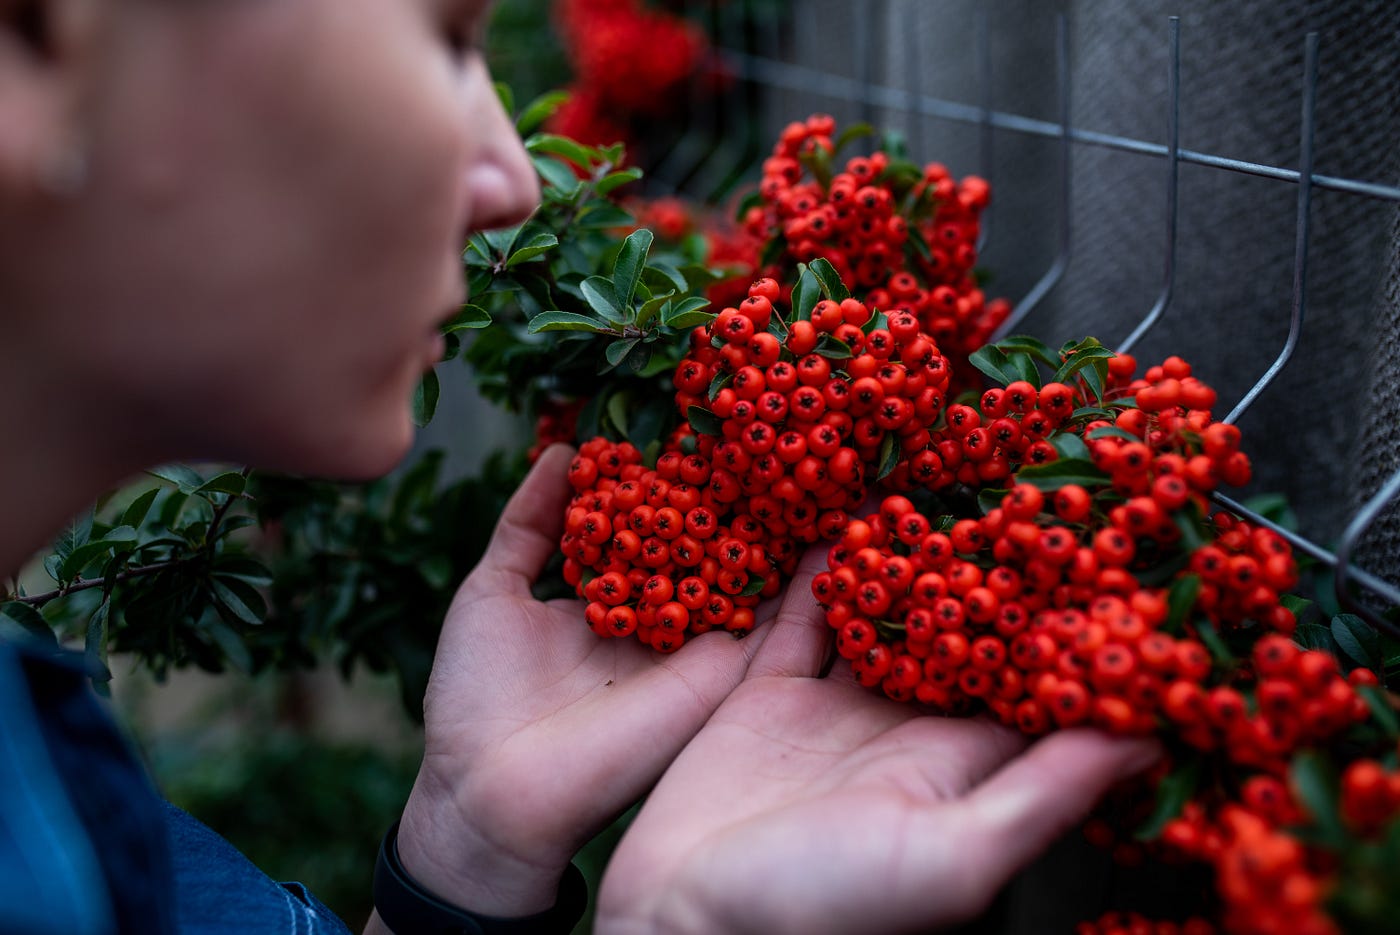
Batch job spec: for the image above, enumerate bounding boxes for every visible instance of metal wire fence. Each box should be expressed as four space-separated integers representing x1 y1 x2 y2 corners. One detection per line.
654 1 1400 635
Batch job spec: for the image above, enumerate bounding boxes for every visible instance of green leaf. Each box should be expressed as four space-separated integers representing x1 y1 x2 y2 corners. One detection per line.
149 465 207 495
1172 509 1208 552
809 257 850 302
998 335 1060 367
1087 425 1141 442
1166 574 1202 632
834 122 875 152
1052 346 1116 385
798 139 832 186
643 260 689 296
209 577 265 627
1080 362 1108 404
1050 433 1091 462
84 601 111 690
635 291 676 330
604 338 638 370
739 575 767 598
419 554 455 591
210 556 273 588
1135 756 1201 841
1290 752 1347 846
1360 685 1400 738
968 345 1018 386
196 472 246 497
661 296 713 331
1293 621 1339 654
574 203 633 229
735 191 764 222
411 369 439 428
790 265 821 321
861 309 888 336
1193 619 1234 664
54 509 94 565
526 133 597 167
59 526 138 581
606 391 631 437
815 333 853 360
1242 493 1299 532
708 371 731 402
515 90 569 136
612 229 654 312
480 223 524 260
526 311 614 334
687 406 723 437
679 263 725 289
506 232 559 268
1014 458 1110 491
1332 613 1382 671
0 601 54 643
444 304 492 332
531 155 581 196
1280 593 1316 620
157 490 190 528
978 488 1009 516
581 277 624 323
1006 351 1041 387
119 488 160 530
876 432 899 481
493 82 515 118
597 167 644 196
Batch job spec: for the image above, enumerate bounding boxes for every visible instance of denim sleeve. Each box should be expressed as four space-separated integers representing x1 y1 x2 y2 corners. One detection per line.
0 641 120 935
163 802 353 935
1 637 353 935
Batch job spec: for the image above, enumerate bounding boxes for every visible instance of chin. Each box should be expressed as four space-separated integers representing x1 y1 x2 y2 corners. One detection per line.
262 412 416 482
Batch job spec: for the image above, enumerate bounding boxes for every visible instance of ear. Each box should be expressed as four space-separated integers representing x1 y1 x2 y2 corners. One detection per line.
0 0 97 200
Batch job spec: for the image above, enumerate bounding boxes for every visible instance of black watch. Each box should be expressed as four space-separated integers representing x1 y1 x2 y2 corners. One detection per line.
373 820 587 935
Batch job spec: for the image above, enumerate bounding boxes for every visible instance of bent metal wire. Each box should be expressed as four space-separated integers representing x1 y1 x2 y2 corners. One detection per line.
674 3 1400 635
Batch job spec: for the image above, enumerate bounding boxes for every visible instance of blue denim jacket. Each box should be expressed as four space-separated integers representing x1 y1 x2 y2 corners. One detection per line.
0 637 351 935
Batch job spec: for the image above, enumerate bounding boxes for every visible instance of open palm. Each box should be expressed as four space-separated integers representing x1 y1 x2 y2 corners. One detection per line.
395 445 791 914
597 572 1160 935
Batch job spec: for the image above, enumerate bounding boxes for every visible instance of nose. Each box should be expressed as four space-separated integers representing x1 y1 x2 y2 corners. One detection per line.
464 70 541 233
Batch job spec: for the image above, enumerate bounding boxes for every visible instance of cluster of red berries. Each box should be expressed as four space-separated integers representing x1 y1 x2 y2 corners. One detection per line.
557 275 970 651
674 278 956 530
1163 803 1337 935
810 486 1340 758
559 436 785 651
740 114 1009 396
1159 633 1369 768
1153 753 1400 935
528 398 584 464
549 0 710 154
1094 354 1252 497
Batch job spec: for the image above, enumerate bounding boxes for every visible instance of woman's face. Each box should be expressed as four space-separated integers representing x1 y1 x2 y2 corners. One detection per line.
4 0 538 478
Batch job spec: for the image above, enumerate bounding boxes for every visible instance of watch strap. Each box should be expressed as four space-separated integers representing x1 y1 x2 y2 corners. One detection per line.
373 820 587 935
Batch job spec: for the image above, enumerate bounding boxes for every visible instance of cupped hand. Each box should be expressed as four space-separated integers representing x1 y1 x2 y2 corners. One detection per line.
596 545 1161 935
390 444 794 917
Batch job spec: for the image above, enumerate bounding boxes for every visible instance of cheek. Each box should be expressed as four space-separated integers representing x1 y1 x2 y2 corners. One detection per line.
69 3 475 476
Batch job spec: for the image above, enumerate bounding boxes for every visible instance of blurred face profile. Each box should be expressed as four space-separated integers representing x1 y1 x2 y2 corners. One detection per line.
0 0 539 478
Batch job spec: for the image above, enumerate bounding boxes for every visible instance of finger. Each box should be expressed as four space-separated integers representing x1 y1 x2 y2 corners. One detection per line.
947 730 1161 896
745 542 834 679
466 444 576 597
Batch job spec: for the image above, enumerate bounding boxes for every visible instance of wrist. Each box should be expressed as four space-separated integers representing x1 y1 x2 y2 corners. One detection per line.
396 766 570 917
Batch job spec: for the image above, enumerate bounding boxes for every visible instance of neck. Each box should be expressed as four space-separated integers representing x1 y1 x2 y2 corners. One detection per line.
0 355 163 583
